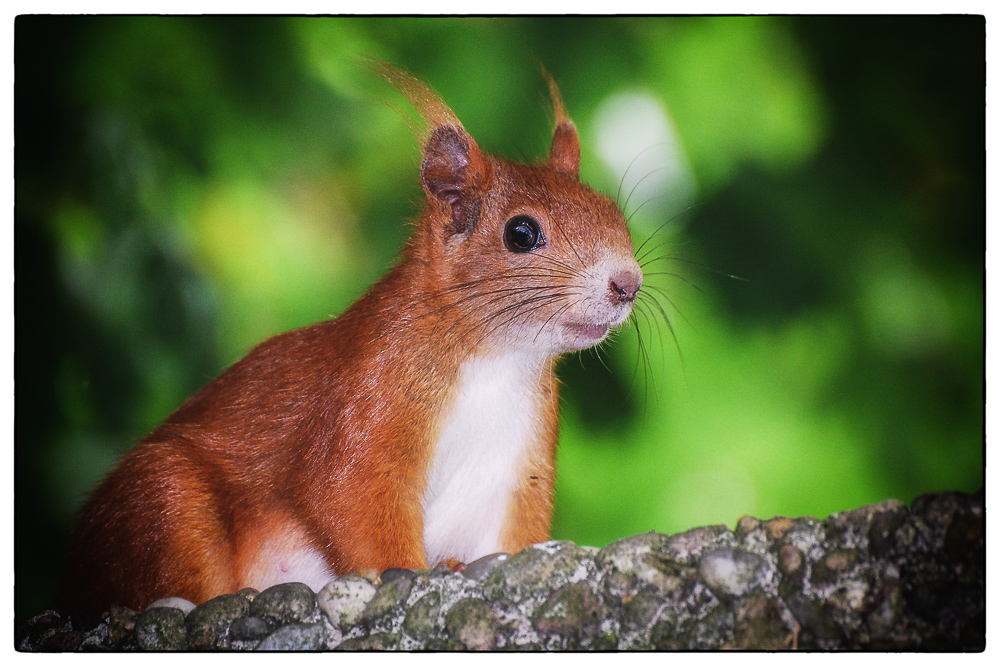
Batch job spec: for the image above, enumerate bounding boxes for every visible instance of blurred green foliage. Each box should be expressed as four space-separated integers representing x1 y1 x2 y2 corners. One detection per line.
15 16 983 618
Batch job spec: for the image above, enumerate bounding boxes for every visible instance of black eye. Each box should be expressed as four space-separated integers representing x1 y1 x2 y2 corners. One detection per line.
503 215 543 253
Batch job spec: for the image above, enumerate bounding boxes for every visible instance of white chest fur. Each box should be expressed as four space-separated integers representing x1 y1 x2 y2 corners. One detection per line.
422 354 543 565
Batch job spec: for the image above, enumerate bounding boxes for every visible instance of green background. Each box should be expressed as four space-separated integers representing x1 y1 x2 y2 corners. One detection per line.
15 16 983 618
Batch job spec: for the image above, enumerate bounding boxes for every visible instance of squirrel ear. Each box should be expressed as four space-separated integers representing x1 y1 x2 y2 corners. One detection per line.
421 125 486 236
549 122 581 179
542 70 580 179
366 59 486 236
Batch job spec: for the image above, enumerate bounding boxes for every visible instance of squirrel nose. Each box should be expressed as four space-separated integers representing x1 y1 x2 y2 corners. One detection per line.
609 271 642 303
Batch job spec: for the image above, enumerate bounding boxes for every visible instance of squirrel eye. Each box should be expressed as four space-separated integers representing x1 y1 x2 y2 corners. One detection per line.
503 215 543 253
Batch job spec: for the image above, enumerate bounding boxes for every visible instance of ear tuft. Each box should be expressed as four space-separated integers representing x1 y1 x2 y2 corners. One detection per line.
365 58 462 141
541 67 581 179
367 59 487 236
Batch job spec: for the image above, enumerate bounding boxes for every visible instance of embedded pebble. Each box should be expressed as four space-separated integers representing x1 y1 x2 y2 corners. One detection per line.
108 605 138 647
698 547 766 598
596 531 690 596
735 515 761 537
664 524 733 563
227 615 272 649
317 575 378 628
462 552 510 581
499 540 594 605
532 581 601 647
811 548 859 586
445 597 500 650
135 606 187 650
777 543 805 579
257 622 327 650
763 517 796 541
185 592 250 649
250 582 319 625
380 568 416 585
402 590 441 640
360 575 413 625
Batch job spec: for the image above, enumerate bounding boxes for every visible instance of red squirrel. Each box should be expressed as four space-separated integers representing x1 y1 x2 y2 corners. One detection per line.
58 63 643 614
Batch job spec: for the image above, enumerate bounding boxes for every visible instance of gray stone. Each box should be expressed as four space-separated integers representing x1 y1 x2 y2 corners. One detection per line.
360 575 413 625
108 604 138 648
257 622 327 650
811 548 860 586
777 543 805 580
403 591 442 639
227 615 273 650
686 601 733 649
78 622 111 650
664 525 733 564
649 612 683 650
734 515 762 537
532 581 601 647
597 531 694 599
318 575 378 628
498 541 593 605
250 582 319 625
621 586 667 633
135 606 187 650
186 593 250 649
444 597 499 650
698 547 766 598
462 552 510 581
380 568 416 586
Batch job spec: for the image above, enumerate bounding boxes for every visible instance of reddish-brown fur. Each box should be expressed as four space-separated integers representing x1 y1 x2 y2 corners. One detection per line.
58 63 641 614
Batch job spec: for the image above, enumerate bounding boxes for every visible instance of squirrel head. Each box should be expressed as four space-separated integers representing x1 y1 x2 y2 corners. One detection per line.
371 61 643 356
